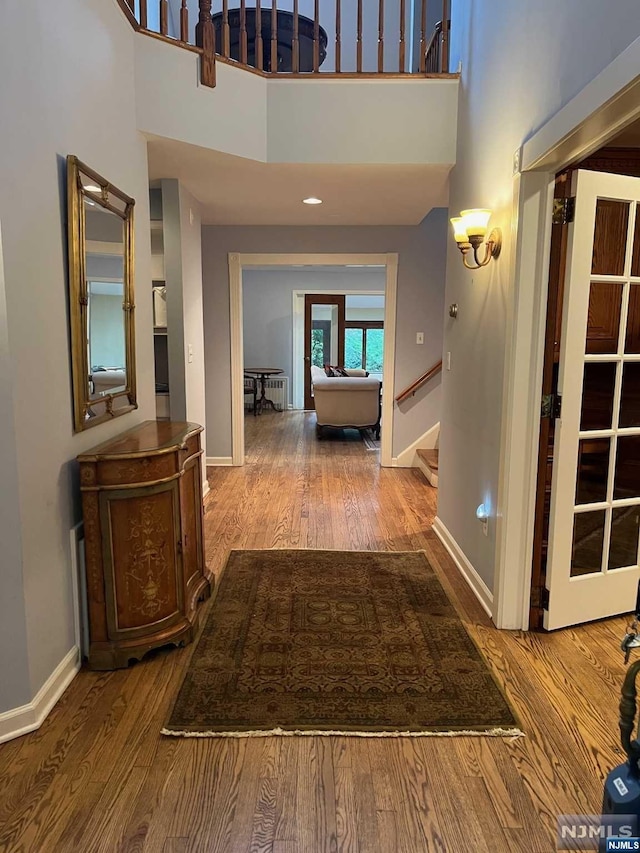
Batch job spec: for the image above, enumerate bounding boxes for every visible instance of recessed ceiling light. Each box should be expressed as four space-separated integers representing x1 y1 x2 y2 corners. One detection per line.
302 197 323 205
84 184 101 192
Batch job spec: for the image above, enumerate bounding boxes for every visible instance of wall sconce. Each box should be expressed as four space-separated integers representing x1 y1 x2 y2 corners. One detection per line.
450 209 502 270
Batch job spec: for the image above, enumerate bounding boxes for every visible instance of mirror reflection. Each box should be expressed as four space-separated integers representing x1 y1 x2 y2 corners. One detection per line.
84 199 127 399
67 155 137 431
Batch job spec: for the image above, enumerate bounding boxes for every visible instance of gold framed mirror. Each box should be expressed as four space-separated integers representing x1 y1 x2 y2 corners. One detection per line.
67 155 137 432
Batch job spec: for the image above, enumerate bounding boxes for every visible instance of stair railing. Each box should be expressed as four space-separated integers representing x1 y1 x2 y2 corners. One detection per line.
395 359 443 404
115 0 216 87
423 15 450 74
115 0 453 87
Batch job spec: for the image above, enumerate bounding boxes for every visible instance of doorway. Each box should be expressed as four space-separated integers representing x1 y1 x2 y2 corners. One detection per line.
492 51 640 630
303 294 345 410
530 150 640 630
228 253 399 468
534 169 640 629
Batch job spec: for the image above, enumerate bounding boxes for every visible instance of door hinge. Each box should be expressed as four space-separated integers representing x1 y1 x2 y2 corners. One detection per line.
552 197 576 225
541 393 562 419
541 587 550 611
531 585 550 611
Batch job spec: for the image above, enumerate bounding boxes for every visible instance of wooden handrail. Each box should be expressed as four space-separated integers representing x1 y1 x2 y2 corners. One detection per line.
395 360 443 404
424 21 442 71
114 0 456 80
425 16 451 73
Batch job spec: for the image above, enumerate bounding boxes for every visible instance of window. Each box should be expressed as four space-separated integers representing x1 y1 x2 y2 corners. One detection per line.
344 322 384 372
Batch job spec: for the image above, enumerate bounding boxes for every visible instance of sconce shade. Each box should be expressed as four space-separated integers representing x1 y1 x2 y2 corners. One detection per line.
450 217 469 243
450 208 501 269
460 208 492 238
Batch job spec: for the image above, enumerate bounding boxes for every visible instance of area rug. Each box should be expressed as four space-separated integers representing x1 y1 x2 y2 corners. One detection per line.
162 550 522 738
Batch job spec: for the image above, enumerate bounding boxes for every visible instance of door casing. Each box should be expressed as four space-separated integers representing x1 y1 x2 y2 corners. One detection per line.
303 294 345 410
228 253 398 468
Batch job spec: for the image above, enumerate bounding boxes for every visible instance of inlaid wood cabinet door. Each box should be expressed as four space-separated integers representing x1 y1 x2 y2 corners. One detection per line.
78 420 211 669
100 482 184 639
180 458 204 600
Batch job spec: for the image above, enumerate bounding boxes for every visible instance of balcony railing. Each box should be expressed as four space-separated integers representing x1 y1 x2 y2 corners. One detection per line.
116 0 451 87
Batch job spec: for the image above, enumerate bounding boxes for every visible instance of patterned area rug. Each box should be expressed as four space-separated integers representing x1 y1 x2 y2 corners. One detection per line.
163 550 522 738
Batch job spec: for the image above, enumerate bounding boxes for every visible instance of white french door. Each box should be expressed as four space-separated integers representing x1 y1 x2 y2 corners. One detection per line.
545 170 640 629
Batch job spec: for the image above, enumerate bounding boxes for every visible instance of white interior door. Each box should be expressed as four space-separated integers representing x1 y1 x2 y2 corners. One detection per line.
545 169 640 630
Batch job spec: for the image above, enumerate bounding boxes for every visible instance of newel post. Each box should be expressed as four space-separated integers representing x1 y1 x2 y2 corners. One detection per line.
196 0 216 88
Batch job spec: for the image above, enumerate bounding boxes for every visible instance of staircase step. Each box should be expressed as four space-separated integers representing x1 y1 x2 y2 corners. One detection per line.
416 449 439 471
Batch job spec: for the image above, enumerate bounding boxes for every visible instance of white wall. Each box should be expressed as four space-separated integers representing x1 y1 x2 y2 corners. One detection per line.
0 0 154 714
439 0 640 591
266 78 458 164
136 36 268 162
134 34 458 166
242 267 386 405
202 209 448 460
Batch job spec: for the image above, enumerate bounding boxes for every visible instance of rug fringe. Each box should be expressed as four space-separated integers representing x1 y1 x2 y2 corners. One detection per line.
161 726 525 740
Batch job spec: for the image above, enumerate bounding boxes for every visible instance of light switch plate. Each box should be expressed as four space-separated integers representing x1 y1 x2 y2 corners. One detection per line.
416 332 424 345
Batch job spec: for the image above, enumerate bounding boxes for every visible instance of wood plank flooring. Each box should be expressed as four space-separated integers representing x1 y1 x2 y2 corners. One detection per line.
0 411 631 852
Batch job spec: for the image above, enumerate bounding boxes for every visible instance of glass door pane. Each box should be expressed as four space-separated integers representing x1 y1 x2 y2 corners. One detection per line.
365 329 384 373
345 328 363 369
609 507 640 570
571 510 606 577
311 304 339 366
311 325 329 367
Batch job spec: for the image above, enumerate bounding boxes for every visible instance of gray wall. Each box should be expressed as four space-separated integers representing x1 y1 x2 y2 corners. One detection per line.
0 0 154 714
202 208 448 459
0 225 30 712
242 267 386 405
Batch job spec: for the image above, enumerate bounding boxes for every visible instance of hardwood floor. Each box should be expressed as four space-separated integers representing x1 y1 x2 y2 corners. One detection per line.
0 411 631 852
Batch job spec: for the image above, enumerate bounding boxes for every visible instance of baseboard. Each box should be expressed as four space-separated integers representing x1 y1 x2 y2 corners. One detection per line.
0 646 81 744
394 422 440 468
416 458 438 487
431 517 493 618
206 456 233 467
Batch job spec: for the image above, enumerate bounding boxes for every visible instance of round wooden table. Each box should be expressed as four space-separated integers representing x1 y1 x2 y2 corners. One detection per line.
244 368 284 413
212 9 328 72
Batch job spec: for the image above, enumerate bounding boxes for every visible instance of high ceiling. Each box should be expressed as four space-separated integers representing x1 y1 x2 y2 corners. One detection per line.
147 136 451 226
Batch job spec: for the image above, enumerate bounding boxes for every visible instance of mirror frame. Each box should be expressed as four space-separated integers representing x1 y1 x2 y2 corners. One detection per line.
67 155 137 432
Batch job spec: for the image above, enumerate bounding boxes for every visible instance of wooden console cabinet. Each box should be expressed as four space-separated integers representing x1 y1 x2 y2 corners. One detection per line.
77 420 212 669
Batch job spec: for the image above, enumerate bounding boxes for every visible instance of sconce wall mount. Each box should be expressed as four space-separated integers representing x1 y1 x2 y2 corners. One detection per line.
450 209 502 270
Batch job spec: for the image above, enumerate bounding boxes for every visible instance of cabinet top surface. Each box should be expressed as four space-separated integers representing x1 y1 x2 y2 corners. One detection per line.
77 420 202 461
